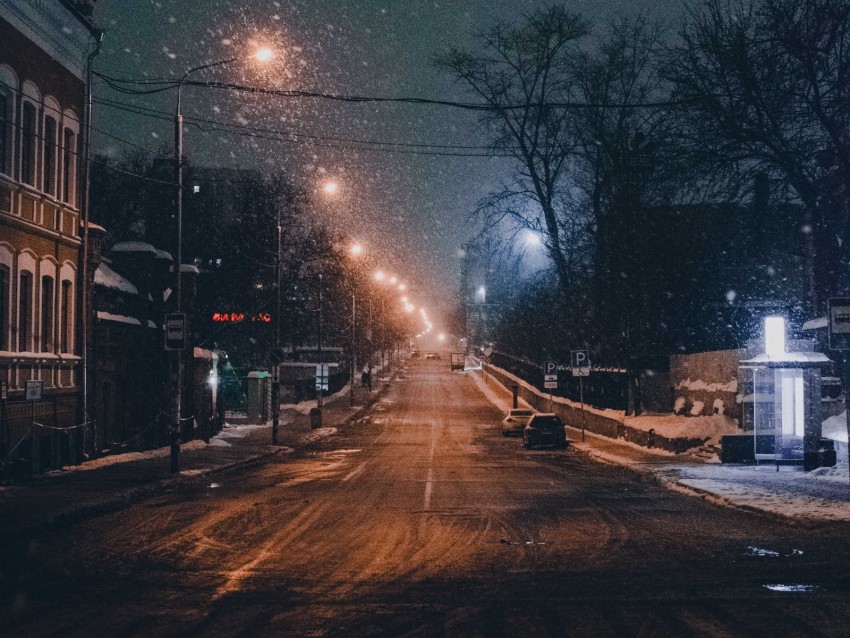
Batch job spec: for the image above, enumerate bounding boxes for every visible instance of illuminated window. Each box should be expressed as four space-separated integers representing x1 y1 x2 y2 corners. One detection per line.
41 275 53 352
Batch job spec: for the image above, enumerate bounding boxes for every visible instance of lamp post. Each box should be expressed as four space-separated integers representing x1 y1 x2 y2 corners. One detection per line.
170 49 272 472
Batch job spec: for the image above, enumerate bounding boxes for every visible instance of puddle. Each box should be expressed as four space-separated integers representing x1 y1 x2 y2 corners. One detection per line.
763 584 819 593
744 546 803 558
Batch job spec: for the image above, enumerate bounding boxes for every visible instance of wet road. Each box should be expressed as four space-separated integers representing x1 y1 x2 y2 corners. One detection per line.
4 358 850 636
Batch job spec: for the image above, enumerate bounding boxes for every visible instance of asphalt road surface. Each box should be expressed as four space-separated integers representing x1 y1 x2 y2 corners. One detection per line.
4 357 850 637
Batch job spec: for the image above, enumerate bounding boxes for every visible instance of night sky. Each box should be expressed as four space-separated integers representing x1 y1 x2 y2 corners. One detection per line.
91 0 688 323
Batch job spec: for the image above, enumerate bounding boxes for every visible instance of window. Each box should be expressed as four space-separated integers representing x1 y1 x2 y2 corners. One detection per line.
41 275 53 352
43 116 57 196
0 92 8 175
0 265 8 350
19 271 31 351
21 103 36 186
61 280 72 352
62 127 76 205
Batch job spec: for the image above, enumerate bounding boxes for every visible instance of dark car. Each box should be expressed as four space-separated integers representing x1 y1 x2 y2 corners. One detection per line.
425 352 441 360
523 414 568 449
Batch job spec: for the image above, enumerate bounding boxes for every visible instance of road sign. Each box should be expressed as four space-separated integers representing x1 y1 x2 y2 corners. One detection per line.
829 298 850 350
164 313 187 350
543 361 558 376
315 363 329 391
544 380 558 389
25 380 43 401
571 349 590 376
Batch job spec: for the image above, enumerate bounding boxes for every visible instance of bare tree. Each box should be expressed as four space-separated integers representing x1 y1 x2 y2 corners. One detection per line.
436 5 589 299
667 0 850 315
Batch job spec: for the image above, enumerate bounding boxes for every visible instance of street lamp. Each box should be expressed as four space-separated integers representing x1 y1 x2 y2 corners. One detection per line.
170 47 272 472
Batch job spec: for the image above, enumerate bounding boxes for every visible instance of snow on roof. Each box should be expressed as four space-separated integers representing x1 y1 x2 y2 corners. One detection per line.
741 352 832 366
194 347 218 360
802 316 828 330
96 311 142 326
111 241 158 255
155 249 173 261
179 264 200 274
94 264 138 295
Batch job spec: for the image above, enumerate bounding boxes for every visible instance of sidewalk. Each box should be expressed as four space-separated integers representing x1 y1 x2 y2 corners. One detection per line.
0 377 392 541
470 366 850 523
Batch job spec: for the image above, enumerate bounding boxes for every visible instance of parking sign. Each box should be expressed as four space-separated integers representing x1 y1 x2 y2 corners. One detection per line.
571 349 590 376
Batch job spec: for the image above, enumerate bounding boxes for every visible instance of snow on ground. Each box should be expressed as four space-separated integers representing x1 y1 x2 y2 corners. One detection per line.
624 413 740 445
53 439 209 473
473 365 850 522
284 384 352 415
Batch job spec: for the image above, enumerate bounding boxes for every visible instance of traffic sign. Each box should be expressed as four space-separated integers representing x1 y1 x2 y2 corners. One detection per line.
571 349 590 376
165 313 187 350
829 298 850 350
543 361 558 376
544 380 558 389
25 380 43 401
315 363 329 391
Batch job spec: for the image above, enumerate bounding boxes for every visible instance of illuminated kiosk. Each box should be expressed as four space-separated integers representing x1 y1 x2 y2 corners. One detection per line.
740 317 831 470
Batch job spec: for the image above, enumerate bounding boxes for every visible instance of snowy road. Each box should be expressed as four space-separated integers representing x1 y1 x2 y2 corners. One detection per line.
4 358 850 636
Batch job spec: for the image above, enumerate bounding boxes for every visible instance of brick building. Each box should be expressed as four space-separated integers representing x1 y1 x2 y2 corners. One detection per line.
0 1 100 474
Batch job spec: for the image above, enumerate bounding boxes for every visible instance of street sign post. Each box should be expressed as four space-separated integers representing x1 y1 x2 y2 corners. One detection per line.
315 363 329 391
828 298 850 351
164 313 187 351
570 350 591 441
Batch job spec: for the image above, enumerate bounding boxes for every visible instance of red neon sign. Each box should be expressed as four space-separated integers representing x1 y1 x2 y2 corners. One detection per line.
212 312 271 323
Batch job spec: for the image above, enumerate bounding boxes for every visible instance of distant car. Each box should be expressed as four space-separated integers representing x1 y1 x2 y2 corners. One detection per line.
411 351 421 358
502 408 535 436
523 414 568 449
425 352 441 360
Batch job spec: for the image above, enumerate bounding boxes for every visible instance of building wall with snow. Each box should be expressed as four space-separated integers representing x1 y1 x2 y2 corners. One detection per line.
670 350 743 421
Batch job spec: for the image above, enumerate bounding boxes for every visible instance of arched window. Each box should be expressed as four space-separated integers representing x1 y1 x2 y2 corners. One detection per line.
60 279 72 353
0 65 16 178
0 264 8 351
61 111 79 207
43 99 60 197
21 102 36 186
41 275 54 352
18 270 32 351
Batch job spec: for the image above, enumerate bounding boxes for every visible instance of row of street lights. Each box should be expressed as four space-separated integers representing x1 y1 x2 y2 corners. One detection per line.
166 45 434 467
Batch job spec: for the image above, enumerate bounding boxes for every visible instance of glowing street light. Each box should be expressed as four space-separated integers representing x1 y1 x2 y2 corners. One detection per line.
171 46 273 472
323 181 338 195
350 242 363 256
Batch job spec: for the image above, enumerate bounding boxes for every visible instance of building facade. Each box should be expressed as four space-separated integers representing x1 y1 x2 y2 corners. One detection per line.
0 0 98 475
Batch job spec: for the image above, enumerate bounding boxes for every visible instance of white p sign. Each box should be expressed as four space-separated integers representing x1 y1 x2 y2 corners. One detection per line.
543 361 558 376
571 349 589 368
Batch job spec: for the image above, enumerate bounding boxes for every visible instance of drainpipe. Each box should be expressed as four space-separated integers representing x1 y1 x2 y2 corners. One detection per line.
80 28 104 458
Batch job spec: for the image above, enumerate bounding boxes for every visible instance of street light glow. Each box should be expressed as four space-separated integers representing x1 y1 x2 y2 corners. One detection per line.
323 181 338 195
398 283 406 291
350 242 363 256
389 276 398 285
374 270 385 281
254 47 274 62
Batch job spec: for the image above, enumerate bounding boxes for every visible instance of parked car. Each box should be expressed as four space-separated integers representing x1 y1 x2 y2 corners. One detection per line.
411 350 421 358
502 408 535 436
523 414 568 449
425 352 441 360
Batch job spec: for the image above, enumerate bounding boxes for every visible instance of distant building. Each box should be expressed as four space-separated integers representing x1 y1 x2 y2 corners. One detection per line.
0 0 100 474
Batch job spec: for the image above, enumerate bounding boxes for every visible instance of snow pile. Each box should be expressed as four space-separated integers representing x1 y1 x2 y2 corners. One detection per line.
94 263 138 294
822 411 848 444
625 413 741 445
283 384 352 415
